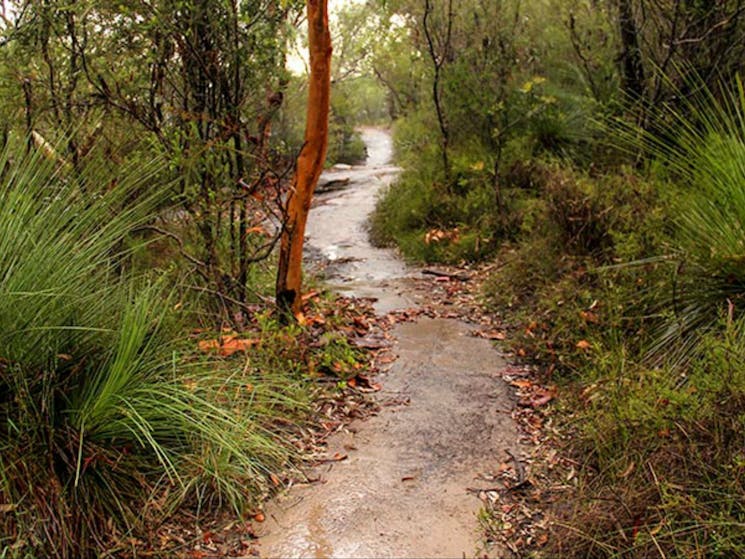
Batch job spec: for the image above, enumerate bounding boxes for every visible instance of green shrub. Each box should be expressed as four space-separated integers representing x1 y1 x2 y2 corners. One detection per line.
0 142 306 558
484 78 745 558
370 166 513 263
371 129 531 264
484 165 668 330
552 318 745 558
327 126 367 165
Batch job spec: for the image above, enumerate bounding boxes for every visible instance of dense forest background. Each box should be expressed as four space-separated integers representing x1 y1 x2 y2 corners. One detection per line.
2 0 745 557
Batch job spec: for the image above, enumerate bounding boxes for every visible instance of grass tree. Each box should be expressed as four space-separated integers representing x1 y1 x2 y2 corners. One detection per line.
0 140 305 557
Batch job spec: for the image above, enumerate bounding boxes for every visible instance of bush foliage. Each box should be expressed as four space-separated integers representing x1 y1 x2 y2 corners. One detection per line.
0 143 308 558
480 81 745 556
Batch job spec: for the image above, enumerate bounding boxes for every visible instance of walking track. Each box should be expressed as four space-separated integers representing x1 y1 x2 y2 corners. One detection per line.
257 128 519 559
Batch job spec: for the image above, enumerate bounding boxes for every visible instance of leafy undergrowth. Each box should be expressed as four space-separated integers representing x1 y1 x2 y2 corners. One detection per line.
369 135 519 265
479 147 745 556
550 328 745 558
115 292 392 559
0 142 388 559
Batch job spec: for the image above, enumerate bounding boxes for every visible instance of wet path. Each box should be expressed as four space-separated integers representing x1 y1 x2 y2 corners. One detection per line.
302 128 409 312
257 128 518 558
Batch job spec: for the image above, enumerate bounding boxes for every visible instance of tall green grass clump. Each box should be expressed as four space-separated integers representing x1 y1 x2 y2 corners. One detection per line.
550 315 745 559
620 77 745 362
0 142 304 558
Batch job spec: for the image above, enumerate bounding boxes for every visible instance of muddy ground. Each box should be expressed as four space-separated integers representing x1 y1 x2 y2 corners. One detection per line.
257 128 521 558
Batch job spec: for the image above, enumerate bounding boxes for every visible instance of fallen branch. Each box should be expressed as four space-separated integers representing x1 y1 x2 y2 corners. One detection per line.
316 177 351 193
421 268 471 281
506 448 528 489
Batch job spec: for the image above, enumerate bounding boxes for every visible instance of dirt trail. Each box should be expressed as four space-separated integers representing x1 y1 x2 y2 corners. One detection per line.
257 128 519 558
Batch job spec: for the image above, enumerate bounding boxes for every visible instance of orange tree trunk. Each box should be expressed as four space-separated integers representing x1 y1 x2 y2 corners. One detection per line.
276 0 332 318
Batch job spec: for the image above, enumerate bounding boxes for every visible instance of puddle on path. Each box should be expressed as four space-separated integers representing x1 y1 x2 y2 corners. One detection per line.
257 127 519 558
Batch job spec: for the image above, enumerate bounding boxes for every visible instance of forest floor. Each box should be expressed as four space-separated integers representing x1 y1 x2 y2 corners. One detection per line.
253 129 556 558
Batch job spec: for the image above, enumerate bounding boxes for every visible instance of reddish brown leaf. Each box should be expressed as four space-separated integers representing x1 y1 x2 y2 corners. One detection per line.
198 336 259 357
476 330 506 340
301 290 320 302
245 225 268 236
580 310 599 324
510 379 533 389
348 374 382 392
530 392 554 408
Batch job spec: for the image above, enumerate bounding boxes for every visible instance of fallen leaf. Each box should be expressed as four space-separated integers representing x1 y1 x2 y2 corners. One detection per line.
304 314 326 326
376 353 396 365
245 225 268 236
424 227 460 245
352 336 387 349
348 374 382 392
476 330 506 340
198 339 219 352
580 311 599 324
531 392 554 408
198 337 259 357
576 339 592 350
301 290 320 302
326 452 347 462
510 379 533 389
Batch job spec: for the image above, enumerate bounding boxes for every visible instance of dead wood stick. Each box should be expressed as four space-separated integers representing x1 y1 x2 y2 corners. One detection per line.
506 448 526 485
421 268 471 281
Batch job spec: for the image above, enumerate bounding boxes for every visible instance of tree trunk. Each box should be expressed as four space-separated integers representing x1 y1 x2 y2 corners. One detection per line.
423 0 453 183
617 0 645 101
276 0 332 319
